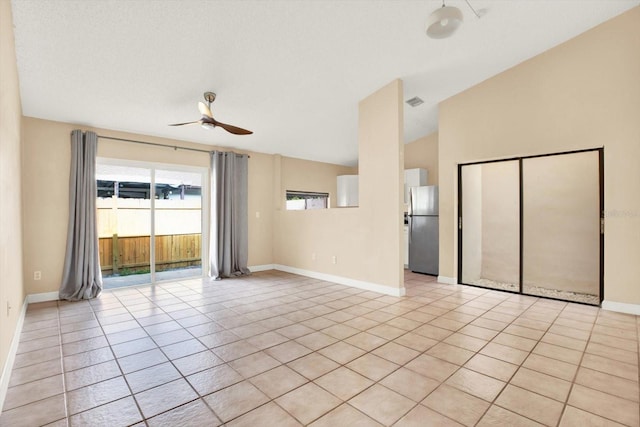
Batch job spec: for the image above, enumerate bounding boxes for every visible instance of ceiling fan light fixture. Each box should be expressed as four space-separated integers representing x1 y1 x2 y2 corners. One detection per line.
169 90 252 135
426 4 463 39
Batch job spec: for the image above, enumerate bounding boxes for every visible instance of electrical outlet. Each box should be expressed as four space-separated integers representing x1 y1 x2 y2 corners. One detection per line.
311 253 316 261
255 211 260 218
332 255 337 264
34 271 41 280
6 301 11 316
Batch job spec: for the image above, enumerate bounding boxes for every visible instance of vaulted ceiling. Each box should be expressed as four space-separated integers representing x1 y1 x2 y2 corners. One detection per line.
11 0 639 165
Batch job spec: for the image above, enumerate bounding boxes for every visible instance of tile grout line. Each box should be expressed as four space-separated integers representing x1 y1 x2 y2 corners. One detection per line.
427 292 560 426
121 277 335 425
4 273 639 426
57 301 70 427
96 291 153 426
113 283 209 425
158 285 267 426
553 304 598 427
158 275 435 425
0 304 66 424
11 275 400 425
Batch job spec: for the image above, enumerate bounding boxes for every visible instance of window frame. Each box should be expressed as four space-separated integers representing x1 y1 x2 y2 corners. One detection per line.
285 190 330 210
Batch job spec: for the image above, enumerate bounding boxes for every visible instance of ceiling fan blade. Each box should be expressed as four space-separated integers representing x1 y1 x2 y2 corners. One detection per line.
213 119 253 135
198 101 213 118
168 120 201 126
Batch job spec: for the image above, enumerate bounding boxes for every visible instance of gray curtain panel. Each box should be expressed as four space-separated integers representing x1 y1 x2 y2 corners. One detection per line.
59 130 103 300
210 151 250 279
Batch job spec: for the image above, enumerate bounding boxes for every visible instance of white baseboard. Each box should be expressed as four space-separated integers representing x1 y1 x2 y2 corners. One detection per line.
26 291 59 303
601 300 640 315
274 264 406 297
0 297 28 413
437 276 458 285
248 264 276 273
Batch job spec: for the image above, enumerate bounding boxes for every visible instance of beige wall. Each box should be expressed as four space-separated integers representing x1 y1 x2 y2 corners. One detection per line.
21 117 274 294
404 132 438 185
439 7 640 304
246 151 274 267
278 156 355 209
0 0 25 379
273 80 405 292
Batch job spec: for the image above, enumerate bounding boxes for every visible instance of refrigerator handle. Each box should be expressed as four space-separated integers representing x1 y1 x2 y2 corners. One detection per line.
408 187 413 216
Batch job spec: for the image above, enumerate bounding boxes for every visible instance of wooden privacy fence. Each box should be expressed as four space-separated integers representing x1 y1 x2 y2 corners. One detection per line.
99 233 201 275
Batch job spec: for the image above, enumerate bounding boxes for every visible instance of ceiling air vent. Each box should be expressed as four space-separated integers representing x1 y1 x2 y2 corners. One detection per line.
406 97 424 107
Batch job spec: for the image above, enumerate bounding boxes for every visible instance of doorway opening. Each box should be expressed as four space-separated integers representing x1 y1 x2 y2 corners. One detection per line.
96 160 207 289
458 148 603 305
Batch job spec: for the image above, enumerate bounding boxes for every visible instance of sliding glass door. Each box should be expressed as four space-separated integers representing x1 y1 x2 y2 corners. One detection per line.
97 160 207 288
458 149 603 305
97 164 152 287
154 169 203 282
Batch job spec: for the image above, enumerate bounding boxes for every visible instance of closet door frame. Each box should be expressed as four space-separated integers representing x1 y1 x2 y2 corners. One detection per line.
457 147 604 305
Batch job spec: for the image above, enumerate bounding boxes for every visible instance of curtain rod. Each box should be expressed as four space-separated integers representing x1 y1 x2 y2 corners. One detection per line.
96 134 250 157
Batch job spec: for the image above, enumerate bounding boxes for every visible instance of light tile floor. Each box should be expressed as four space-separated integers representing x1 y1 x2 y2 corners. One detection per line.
1 270 639 426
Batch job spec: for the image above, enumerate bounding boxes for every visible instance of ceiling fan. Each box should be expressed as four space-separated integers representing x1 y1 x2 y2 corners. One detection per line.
169 92 253 135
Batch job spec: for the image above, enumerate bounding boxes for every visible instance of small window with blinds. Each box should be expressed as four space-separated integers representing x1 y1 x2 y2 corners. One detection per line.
286 190 329 210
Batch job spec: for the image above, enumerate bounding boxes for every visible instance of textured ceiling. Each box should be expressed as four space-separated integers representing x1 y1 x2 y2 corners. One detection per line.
11 0 639 166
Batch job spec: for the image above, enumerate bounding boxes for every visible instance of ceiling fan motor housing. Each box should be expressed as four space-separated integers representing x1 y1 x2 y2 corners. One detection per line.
204 92 216 103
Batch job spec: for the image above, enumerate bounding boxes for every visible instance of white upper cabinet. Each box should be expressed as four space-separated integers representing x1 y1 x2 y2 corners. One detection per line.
404 168 428 203
337 175 359 207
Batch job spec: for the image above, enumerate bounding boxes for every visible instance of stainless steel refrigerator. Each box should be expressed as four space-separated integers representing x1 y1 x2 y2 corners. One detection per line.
408 185 439 275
